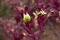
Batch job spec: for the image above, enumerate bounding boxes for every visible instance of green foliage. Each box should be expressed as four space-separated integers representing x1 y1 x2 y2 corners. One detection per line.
33 3 37 7
0 0 13 19
0 35 5 40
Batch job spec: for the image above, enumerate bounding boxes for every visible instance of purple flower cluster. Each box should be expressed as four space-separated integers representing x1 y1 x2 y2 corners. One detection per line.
12 5 48 40
3 0 60 40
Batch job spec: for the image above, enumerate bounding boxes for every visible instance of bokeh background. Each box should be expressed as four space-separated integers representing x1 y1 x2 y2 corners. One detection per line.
0 0 60 40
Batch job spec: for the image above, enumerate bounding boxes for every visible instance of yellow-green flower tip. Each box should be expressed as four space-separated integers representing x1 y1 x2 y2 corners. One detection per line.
35 10 47 16
23 13 31 22
40 10 47 15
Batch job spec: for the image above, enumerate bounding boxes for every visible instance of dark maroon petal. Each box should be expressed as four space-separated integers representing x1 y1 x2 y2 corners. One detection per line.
53 2 59 10
50 0 59 10
37 15 46 23
25 16 34 28
31 8 36 12
24 17 34 34
28 8 36 17
37 15 47 32
29 17 34 28
19 10 24 18
13 28 24 40
24 6 29 13
28 10 33 16
36 5 42 11
15 15 21 23
14 8 24 23
25 22 30 28
18 20 33 34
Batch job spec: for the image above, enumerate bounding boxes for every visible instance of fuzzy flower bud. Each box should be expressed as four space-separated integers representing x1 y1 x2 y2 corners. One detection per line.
23 13 31 22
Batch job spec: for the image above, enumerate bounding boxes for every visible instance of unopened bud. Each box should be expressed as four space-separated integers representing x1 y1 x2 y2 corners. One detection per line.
23 13 31 22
